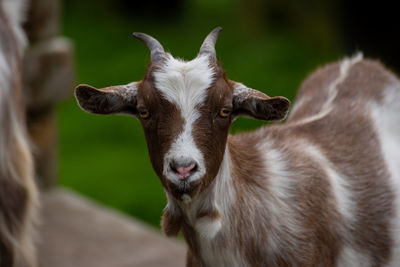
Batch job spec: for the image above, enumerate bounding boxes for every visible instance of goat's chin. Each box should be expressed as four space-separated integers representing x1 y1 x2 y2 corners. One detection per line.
166 179 202 200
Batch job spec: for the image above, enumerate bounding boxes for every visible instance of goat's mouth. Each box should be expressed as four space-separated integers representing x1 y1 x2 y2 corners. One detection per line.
167 179 202 200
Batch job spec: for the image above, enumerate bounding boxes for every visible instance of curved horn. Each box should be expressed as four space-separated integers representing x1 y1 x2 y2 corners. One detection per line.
198 27 222 58
133 32 165 63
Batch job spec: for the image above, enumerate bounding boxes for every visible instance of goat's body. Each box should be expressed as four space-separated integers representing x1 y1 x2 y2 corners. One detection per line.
0 0 38 266
74 28 400 266
181 56 400 266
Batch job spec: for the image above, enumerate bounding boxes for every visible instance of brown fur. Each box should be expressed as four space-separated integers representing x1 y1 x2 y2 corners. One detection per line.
161 207 182 237
192 64 233 194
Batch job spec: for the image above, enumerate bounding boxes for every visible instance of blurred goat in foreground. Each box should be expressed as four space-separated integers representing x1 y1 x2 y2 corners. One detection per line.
0 0 38 266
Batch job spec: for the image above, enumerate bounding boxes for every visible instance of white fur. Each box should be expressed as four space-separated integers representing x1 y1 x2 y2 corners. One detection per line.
153 54 214 111
154 54 215 185
119 82 138 101
193 148 233 240
262 145 294 200
232 82 251 97
0 52 10 98
337 246 372 267
371 82 400 267
195 216 222 239
259 142 306 258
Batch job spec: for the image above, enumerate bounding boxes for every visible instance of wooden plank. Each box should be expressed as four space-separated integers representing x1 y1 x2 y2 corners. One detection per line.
38 188 186 267
24 0 76 188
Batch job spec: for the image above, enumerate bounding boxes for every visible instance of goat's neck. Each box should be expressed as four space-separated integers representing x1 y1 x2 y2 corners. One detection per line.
164 145 235 238
195 146 234 218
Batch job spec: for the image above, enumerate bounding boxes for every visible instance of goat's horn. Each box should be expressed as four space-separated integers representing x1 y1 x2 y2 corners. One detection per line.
198 27 222 58
133 32 165 63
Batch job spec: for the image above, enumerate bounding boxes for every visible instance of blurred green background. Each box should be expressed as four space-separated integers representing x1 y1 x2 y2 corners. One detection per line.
57 0 397 227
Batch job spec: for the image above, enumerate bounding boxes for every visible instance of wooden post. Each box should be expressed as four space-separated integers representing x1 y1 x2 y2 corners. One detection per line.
23 0 76 189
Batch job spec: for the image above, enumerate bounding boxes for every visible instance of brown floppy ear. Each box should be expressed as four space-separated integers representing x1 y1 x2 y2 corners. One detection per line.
75 82 138 115
232 82 290 121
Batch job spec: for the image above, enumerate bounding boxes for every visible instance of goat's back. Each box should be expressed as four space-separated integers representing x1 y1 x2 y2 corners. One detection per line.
269 55 400 266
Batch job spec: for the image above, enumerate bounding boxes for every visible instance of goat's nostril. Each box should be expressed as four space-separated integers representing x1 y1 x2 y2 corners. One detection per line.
170 162 177 173
170 160 198 180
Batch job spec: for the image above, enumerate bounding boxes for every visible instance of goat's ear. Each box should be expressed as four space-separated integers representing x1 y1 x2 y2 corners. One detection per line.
232 82 290 121
75 82 138 115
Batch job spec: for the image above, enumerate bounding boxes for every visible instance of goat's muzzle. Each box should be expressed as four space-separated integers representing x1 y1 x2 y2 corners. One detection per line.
169 158 199 181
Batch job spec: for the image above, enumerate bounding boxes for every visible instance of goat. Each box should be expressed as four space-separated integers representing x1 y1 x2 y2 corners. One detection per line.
75 27 400 266
0 0 38 266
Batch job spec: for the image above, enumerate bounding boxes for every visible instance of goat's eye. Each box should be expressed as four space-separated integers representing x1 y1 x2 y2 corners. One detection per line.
219 108 231 118
139 110 150 119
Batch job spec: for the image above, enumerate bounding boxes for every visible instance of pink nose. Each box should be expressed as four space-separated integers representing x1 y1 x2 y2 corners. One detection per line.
170 159 198 180
176 163 196 180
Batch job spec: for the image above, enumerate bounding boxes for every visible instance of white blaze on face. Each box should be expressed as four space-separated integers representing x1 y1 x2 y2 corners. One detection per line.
152 54 215 184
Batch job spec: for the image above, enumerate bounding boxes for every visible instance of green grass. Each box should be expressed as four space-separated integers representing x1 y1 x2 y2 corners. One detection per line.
58 0 340 227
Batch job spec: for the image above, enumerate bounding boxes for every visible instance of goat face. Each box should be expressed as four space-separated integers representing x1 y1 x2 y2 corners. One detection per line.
75 28 290 201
